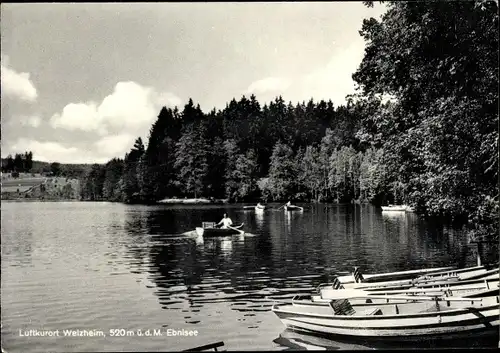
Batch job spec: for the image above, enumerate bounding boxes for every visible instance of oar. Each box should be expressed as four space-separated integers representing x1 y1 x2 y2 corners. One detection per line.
228 224 244 235
276 203 287 211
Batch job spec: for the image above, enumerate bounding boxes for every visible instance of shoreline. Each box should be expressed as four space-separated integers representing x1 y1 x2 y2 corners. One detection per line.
1 198 80 202
157 198 228 204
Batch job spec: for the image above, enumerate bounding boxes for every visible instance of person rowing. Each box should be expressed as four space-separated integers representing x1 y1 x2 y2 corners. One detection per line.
286 201 291 207
217 213 233 229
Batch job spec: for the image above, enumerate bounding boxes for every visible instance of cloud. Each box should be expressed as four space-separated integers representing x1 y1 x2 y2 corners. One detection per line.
4 138 99 164
1 55 38 102
94 134 137 159
299 40 366 106
19 115 42 128
3 81 182 164
50 81 182 135
246 77 292 94
4 135 139 164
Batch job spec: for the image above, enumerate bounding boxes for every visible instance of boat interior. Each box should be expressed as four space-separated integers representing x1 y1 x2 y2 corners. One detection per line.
279 296 499 317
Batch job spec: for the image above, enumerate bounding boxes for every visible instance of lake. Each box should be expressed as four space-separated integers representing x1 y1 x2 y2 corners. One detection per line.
0 201 494 351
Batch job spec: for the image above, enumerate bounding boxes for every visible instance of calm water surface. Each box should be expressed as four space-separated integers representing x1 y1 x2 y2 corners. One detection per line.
0 202 486 351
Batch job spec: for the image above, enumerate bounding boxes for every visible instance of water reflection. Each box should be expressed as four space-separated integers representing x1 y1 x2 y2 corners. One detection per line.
255 208 264 229
2 202 494 353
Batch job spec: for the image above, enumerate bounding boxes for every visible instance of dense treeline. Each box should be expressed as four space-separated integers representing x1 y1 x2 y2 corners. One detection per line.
2 152 34 173
79 1 498 239
79 97 373 203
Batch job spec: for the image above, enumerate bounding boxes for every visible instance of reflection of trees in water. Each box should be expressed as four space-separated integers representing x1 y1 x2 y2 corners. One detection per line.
120 206 151 270
149 240 205 289
119 204 482 316
145 209 179 235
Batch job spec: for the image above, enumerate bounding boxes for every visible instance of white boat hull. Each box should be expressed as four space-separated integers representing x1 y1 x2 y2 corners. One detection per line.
273 296 500 340
381 205 413 212
337 266 455 284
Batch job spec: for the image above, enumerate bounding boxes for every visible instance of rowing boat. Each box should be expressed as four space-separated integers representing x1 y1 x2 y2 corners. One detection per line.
327 264 498 291
337 266 456 284
318 278 499 302
284 205 304 211
195 222 244 236
272 295 499 341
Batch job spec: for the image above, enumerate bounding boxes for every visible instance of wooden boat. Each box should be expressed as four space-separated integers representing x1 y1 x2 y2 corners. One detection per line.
195 222 244 237
415 265 498 282
291 288 500 311
337 266 456 284
284 205 304 211
325 264 498 292
318 279 499 303
272 295 500 341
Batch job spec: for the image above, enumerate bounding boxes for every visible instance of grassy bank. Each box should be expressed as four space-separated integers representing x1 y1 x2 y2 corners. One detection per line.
1 173 80 201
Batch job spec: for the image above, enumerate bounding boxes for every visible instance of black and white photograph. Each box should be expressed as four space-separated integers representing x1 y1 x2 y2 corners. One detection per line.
1 1 499 351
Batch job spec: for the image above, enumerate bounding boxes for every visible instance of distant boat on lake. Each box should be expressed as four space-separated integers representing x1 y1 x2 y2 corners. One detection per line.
381 205 414 212
195 222 244 236
243 203 266 211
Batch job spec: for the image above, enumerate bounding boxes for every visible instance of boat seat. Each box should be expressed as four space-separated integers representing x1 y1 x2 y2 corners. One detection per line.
419 301 441 313
202 222 215 229
367 308 383 316
330 299 356 316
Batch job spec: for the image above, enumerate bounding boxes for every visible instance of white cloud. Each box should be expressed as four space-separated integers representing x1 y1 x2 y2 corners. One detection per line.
156 92 183 108
50 81 182 135
3 135 139 164
3 81 181 164
19 115 42 128
4 138 103 164
246 77 291 94
50 102 101 132
299 40 366 106
94 134 137 159
0 55 38 102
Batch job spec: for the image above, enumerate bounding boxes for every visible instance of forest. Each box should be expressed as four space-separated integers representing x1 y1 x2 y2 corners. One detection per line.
76 1 498 240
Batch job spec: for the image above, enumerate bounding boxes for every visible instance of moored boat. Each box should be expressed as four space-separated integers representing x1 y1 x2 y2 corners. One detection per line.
317 265 499 295
337 266 456 284
318 278 499 302
272 295 500 341
195 222 244 237
381 205 413 212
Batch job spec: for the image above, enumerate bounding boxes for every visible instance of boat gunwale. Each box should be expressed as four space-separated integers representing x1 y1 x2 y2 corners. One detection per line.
283 322 500 339
280 314 500 331
271 299 499 321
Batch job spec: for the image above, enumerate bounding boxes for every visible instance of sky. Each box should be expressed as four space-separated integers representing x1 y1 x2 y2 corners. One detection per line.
1 2 386 164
